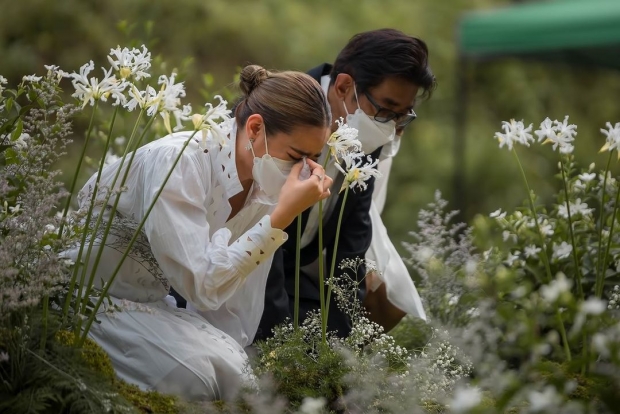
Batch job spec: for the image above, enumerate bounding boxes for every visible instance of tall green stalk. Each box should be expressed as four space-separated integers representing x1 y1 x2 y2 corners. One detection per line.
78 130 199 345
57 101 99 238
318 199 327 344
323 186 349 329
559 158 584 300
62 106 119 321
599 183 620 297
512 148 572 362
595 151 615 297
76 113 153 327
294 213 302 329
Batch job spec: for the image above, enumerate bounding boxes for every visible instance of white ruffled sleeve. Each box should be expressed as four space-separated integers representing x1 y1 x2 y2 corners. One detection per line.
141 144 287 311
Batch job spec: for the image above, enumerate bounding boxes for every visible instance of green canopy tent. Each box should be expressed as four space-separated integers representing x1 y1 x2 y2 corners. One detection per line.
453 0 620 214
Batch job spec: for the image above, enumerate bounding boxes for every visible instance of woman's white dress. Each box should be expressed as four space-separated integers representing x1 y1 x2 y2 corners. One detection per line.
69 128 287 400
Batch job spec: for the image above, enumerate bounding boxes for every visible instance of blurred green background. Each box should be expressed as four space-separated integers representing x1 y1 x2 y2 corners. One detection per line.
2 0 620 255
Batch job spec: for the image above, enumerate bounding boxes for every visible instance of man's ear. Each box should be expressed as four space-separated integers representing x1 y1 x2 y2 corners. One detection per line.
333 73 354 100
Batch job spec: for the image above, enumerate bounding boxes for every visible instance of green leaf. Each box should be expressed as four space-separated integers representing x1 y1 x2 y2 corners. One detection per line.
11 118 23 141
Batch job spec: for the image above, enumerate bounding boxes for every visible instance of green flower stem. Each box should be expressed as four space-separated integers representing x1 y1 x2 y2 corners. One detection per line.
599 180 620 298
294 213 302 329
62 106 119 321
78 130 199 345
323 186 349 328
57 101 98 238
40 294 49 351
595 151 613 297
559 158 584 301
318 198 327 344
77 113 153 323
72 110 145 332
513 148 571 361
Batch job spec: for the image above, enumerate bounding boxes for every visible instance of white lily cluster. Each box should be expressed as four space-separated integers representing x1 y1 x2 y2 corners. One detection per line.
493 119 534 150
328 118 381 193
64 45 232 138
535 116 577 154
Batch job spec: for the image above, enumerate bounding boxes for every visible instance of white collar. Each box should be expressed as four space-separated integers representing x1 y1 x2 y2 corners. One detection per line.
209 120 244 199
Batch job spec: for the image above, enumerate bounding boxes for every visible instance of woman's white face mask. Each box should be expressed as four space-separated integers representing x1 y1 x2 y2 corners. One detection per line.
343 85 396 154
248 127 296 205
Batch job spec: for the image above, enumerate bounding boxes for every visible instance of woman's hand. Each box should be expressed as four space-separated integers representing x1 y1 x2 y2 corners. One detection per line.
270 159 333 229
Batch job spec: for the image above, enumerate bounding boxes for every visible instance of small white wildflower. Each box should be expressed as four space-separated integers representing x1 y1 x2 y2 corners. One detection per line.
599 122 620 157
539 219 554 237
416 246 434 263
44 224 56 234
558 198 593 219
0 351 8 362
572 179 586 192
528 386 562 412
536 116 577 154
524 244 541 259
22 74 42 83
551 241 572 261
8 204 21 214
0 75 7 95
490 208 506 219
578 172 596 182
494 119 534 150
592 332 609 358
540 272 572 303
114 136 126 146
505 250 520 266
450 385 482 413
299 396 326 414
581 297 606 316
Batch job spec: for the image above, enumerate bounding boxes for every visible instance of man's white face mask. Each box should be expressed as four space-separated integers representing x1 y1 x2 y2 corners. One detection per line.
342 84 396 155
249 126 296 205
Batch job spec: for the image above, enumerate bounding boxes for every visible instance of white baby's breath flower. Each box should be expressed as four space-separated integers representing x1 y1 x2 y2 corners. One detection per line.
524 244 541 259
327 118 360 161
490 208 506 219
107 45 151 80
540 272 572 302
551 241 572 261
13 133 30 151
114 136 126 147
450 385 482 413
599 122 620 157
578 172 596 182
335 152 381 193
494 119 534 150
535 116 577 154
69 61 127 108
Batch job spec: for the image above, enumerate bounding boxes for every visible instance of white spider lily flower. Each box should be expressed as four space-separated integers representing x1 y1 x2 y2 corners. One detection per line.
125 84 158 114
557 198 593 219
535 116 577 154
599 121 620 158
191 96 233 148
327 118 360 161
69 61 127 108
551 241 572 261
494 119 534 150
162 103 193 135
335 152 381 193
107 45 151 80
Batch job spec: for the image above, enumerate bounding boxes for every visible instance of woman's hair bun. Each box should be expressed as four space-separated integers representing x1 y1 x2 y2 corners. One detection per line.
239 64 270 96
